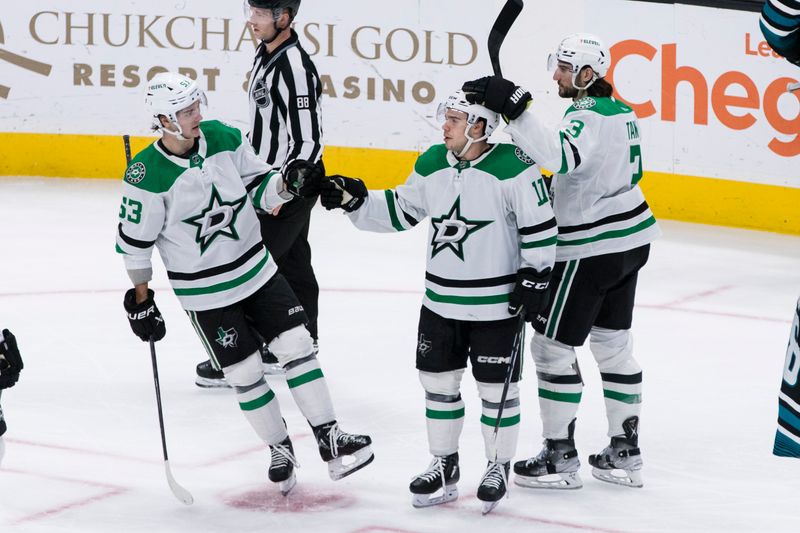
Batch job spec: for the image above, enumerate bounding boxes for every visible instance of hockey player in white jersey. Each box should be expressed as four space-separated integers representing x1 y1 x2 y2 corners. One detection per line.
464 33 661 489
116 72 373 494
319 90 557 513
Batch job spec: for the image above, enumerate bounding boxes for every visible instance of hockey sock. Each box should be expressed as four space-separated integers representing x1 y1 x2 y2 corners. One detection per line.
224 353 287 445
532 333 582 440
420 370 465 456
477 381 520 463
590 327 642 437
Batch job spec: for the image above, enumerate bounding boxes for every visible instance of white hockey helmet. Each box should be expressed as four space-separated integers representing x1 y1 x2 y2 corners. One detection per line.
145 72 207 138
437 89 500 137
547 33 611 89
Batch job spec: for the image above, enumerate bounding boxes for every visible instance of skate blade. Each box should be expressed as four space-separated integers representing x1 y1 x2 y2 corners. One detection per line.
328 446 375 481
194 376 230 389
481 500 500 515
278 473 297 496
591 467 643 488
411 485 458 508
262 363 285 376
514 471 583 490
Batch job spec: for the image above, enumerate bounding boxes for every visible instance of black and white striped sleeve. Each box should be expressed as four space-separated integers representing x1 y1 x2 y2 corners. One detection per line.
275 48 323 169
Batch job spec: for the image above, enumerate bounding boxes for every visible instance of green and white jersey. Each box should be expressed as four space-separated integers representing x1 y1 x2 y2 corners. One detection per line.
505 96 661 261
348 143 557 321
115 120 290 311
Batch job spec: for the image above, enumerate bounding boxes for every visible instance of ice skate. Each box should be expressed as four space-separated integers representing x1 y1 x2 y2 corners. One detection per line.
269 436 299 496
312 421 374 480
194 360 229 388
260 344 284 376
409 452 460 508
514 419 582 489
588 416 643 488
478 461 509 515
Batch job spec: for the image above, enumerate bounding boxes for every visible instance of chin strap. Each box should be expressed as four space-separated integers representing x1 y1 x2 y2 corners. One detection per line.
160 122 191 142
455 123 490 159
570 70 598 92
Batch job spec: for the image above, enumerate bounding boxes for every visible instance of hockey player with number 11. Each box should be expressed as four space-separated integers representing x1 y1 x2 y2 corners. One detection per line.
115 72 373 494
320 90 557 513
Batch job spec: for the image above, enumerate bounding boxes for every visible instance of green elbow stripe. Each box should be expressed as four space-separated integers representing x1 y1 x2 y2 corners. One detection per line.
538 388 582 403
480 414 520 427
385 189 404 231
426 407 465 420
287 368 324 388
603 389 642 404
239 389 275 411
521 235 558 249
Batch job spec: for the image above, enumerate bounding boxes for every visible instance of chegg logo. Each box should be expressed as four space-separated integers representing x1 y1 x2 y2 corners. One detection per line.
607 38 800 158
0 20 53 99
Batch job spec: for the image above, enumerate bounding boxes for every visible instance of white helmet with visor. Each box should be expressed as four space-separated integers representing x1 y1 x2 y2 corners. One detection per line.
145 72 207 140
547 33 611 90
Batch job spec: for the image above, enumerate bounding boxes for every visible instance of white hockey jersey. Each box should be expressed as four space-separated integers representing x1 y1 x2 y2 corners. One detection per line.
505 96 661 261
115 120 290 311
347 143 557 321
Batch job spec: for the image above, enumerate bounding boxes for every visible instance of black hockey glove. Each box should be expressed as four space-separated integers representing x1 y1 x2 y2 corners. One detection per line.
462 76 531 120
320 175 368 212
508 267 552 321
283 159 323 198
123 288 166 342
0 329 23 390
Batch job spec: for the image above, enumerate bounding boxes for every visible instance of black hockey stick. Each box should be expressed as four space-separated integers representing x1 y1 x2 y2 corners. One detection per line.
491 310 526 460
488 0 524 77
789 81 800 93
123 134 194 505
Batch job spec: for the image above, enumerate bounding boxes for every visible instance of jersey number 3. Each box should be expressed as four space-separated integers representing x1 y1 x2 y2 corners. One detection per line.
119 197 143 224
630 145 643 185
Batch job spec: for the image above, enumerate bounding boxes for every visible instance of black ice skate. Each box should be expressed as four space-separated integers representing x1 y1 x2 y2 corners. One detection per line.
514 418 583 489
259 343 284 376
194 360 229 388
588 416 643 488
409 452 460 508
312 421 374 480
478 461 510 515
269 436 299 496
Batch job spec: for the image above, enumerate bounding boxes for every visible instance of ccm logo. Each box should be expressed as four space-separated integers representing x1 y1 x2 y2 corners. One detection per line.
521 280 549 290
288 305 304 316
510 87 527 104
477 356 511 364
128 306 155 320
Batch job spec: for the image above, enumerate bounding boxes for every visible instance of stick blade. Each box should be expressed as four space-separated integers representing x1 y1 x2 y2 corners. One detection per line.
164 461 194 505
488 0 524 76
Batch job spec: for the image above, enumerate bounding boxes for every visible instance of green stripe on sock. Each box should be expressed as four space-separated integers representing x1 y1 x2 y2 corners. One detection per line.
287 368 324 388
239 389 275 411
603 389 642 404
480 414 520 427
426 407 465 420
538 388 582 403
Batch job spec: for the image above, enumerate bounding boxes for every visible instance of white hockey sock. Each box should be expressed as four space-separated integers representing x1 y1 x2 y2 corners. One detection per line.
420 370 465 456
284 355 336 427
590 327 642 437
532 333 582 440
224 353 287 445
477 381 520 463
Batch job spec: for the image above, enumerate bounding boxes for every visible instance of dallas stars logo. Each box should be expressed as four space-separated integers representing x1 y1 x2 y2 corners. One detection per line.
183 185 247 254
215 327 238 349
430 197 492 260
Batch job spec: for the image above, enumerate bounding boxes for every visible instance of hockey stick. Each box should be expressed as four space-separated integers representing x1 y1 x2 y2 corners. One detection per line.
488 0 524 77
491 310 526 460
123 134 194 505
789 82 800 93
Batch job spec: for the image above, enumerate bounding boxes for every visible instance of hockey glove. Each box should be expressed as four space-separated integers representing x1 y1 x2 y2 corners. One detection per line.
508 267 552 321
462 76 531 121
320 175 367 212
0 329 23 390
123 289 166 342
283 159 323 198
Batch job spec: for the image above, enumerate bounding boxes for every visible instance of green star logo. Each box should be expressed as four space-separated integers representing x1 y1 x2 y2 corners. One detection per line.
215 327 238 348
430 196 492 260
183 185 247 254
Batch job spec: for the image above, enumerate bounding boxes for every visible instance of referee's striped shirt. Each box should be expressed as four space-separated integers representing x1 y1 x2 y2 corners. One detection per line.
247 29 324 172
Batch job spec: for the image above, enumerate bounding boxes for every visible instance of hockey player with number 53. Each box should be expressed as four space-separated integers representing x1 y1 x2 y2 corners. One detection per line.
115 72 373 495
319 90 557 513
464 33 661 490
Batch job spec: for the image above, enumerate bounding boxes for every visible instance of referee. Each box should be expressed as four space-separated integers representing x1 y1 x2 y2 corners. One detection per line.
196 0 323 387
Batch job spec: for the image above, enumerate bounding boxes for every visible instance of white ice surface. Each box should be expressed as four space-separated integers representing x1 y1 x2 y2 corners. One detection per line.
1 177 799 532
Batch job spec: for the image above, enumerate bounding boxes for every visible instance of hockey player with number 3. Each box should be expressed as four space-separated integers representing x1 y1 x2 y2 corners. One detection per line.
115 72 373 495
319 90 557 513
464 33 661 490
